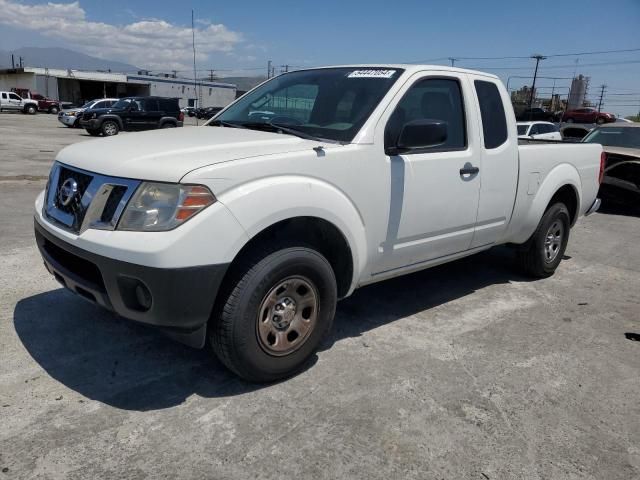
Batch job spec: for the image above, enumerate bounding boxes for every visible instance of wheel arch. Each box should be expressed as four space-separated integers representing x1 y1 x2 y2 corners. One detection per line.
507 163 582 244
99 115 123 129
216 176 367 297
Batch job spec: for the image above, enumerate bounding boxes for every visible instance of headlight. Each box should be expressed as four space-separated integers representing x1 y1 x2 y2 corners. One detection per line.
68 111 77 117
118 183 216 231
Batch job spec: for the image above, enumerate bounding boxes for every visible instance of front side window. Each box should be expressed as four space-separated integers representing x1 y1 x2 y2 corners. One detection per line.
9 93 21 101
112 98 132 109
475 80 508 149
385 77 467 151
214 67 404 143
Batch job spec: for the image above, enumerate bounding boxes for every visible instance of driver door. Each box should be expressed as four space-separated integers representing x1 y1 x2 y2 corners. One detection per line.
374 74 481 273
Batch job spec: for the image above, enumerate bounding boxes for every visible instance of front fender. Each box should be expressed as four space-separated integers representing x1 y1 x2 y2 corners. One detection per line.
507 163 582 244
218 175 367 291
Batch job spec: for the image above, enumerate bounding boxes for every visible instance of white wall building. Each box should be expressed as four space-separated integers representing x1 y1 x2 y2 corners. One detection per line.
0 67 236 108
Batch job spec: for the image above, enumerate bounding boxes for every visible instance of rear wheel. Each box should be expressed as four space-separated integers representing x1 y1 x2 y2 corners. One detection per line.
101 120 119 136
210 244 337 382
517 203 570 278
49 106 59 114
161 123 176 128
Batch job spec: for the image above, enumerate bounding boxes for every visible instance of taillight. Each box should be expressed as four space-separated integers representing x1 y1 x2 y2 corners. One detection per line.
599 151 606 184
179 111 184 122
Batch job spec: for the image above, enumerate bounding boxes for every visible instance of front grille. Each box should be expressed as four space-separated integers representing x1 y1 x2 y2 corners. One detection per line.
44 162 140 234
101 185 127 223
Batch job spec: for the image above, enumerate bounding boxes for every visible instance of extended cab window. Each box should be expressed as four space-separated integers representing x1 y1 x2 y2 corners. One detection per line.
474 80 508 149
385 78 466 151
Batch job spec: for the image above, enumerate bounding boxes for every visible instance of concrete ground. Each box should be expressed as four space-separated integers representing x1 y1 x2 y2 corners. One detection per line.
1 113 639 480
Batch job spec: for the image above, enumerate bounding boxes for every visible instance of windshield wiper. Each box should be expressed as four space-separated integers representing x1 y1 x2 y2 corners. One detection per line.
209 119 247 129
242 121 338 143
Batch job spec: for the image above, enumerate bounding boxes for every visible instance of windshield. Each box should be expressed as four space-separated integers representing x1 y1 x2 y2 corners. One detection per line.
111 98 132 110
212 67 404 142
583 127 640 148
517 125 528 135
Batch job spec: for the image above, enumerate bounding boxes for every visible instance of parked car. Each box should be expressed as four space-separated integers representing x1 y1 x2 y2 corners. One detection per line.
195 106 224 119
183 106 197 117
79 96 184 136
517 121 562 141
11 88 62 114
563 108 615 125
560 125 593 141
0 91 38 114
516 107 555 122
34 65 602 382
583 123 640 202
58 98 119 128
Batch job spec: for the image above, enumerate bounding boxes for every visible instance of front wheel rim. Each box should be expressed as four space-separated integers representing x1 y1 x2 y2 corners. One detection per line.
256 276 319 356
104 122 117 135
544 220 564 263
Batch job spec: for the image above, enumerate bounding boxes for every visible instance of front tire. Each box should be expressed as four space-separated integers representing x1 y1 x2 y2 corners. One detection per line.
517 203 570 278
210 245 337 382
24 105 36 115
101 120 119 136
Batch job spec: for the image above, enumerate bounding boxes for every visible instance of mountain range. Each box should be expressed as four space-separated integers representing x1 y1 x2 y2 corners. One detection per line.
0 47 139 72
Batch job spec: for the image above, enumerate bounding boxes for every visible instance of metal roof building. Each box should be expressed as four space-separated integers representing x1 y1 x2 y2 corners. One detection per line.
0 67 236 108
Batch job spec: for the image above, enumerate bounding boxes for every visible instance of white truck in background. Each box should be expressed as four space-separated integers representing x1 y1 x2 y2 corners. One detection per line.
0 91 38 114
34 65 603 382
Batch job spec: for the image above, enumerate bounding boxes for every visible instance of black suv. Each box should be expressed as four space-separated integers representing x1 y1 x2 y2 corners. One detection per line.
80 96 184 136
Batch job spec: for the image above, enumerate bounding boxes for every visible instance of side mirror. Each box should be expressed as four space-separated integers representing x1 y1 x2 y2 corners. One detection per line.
387 119 448 155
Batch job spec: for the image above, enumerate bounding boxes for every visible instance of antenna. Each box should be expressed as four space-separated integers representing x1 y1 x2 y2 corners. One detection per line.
192 9 199 125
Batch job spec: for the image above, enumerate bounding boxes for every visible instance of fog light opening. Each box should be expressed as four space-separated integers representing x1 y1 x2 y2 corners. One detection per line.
135 283 153 311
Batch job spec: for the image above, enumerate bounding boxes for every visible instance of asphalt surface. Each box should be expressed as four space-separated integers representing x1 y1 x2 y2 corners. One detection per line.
1 113 639 479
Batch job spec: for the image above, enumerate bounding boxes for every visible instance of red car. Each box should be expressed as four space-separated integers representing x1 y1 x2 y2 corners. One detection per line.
562 107 615 125
11 88 61 114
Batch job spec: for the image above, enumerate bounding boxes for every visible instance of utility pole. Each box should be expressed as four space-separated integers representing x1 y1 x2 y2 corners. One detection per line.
280 64 289 74
11 54 15 69
19 56 24 68
597 84 607 112
267 60 272 78
448 57 457 67
528 54 546 110
209 69 215 82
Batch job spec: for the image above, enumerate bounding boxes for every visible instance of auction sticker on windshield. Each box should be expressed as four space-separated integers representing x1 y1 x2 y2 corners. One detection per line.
348 69 397 78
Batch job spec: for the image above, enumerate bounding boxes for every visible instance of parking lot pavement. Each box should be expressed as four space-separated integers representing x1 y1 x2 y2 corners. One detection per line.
1 115 639 479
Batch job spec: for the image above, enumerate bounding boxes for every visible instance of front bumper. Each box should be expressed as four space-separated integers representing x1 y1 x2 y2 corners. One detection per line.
34 219 229 348
80 118 100 130
58 114 78 127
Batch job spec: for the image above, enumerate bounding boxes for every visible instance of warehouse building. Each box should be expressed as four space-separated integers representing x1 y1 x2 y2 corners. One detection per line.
0 67 236 108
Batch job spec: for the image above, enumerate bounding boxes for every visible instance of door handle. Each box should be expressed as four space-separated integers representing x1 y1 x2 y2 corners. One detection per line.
459 165 480 176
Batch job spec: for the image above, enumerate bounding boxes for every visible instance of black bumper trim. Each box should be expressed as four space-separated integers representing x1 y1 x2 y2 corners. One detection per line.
34 219 229 348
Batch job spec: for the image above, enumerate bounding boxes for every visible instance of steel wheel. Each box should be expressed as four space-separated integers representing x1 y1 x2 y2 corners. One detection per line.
543 220 564 263
256 276 319 356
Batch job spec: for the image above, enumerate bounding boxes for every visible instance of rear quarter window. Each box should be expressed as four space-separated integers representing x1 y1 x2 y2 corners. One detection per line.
474 80 508 149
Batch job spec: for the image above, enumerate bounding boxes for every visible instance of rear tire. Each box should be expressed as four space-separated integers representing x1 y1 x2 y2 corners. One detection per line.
101 120 119 136
517 203 570 278
161 123 176 128
210 244 337 383
49 106 59 114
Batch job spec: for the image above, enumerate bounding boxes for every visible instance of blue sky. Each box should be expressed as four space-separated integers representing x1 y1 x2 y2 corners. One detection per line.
1 0 639 116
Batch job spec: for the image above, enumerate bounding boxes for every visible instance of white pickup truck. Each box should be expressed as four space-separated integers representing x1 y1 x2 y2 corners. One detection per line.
34 65 603 381
0 91 38 114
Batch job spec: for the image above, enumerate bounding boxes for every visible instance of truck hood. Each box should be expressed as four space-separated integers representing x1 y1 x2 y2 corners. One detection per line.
56 126 322 182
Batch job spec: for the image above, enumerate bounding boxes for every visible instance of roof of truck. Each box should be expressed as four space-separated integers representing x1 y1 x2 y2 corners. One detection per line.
296 64 500 79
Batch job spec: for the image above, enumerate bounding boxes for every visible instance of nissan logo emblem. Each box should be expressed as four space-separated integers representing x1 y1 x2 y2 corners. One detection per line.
58 178 79 207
